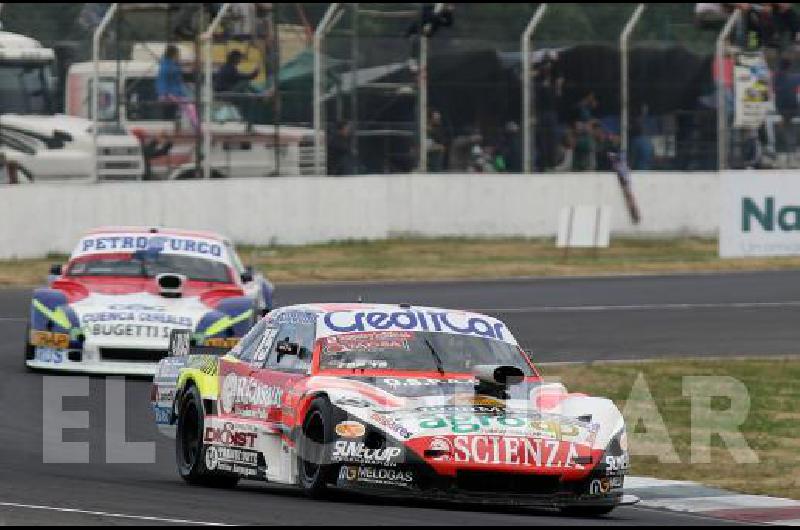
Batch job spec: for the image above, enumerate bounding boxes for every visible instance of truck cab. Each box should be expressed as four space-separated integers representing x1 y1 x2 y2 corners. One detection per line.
0 30 144 182
65 42 322 179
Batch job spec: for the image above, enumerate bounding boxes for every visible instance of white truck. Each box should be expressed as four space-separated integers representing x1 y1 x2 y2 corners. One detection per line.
0 30 144 182
65 44 321 179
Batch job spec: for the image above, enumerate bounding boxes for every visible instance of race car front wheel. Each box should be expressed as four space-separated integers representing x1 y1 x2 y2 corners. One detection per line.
297 397 336 497
176 384 239 489
23 323 35 369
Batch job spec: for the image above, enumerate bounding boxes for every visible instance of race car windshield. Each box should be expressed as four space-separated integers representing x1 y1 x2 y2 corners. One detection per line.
319 331 533 376
67 254 232 283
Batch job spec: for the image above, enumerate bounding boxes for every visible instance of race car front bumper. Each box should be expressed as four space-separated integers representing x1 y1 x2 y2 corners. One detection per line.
26 358 159 376
27 343 161 376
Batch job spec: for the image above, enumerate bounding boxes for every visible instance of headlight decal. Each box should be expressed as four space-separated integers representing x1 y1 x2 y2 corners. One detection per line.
32 299 74 331
202 309 253 338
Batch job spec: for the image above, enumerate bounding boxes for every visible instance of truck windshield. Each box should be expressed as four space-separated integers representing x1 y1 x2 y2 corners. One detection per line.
0 62 55 114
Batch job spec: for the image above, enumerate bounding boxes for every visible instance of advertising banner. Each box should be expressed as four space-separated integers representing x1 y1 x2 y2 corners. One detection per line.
720 171 800 257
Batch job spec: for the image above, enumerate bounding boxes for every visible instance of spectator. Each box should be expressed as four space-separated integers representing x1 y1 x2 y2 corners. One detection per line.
553 128 575 172
448 129 483 172
592 124 616 171
630 121 655 170
774 57 800 158
496 121 522 172
328 121 356 176
534 54 563 170
572 120 594 171
576 91 599 124
215 50 260 93
156 45 199 132
468 143 495 173
772 3 800 49
427 109 449 171
215 50 264 122
131 128 173 180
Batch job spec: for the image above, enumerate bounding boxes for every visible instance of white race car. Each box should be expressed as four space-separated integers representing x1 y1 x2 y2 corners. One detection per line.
25 226 274 375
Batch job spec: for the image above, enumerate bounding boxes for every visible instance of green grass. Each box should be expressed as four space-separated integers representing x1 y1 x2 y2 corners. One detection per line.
544 358 800 499
6 237 800 287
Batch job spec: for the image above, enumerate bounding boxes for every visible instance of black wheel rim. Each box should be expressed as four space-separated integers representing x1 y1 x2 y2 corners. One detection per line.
302 410 324 483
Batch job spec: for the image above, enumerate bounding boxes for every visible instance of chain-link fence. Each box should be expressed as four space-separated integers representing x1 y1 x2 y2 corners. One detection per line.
3 3 798 180
313 3 800 175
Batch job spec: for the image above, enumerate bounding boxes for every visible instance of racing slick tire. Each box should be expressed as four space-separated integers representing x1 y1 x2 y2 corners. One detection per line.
176 384 239 489
23 323 35 370
559 505 616 517
297 396 337 497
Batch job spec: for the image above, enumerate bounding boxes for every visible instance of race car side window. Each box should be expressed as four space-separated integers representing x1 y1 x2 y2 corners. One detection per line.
264 321 315 373
233 319 273 363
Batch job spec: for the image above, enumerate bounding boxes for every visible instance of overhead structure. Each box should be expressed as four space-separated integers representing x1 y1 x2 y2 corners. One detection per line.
521 3 547 174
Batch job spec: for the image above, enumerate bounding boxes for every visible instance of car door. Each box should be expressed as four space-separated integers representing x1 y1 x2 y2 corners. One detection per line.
217 318 281 424
259 318 315 429
245 317 315 483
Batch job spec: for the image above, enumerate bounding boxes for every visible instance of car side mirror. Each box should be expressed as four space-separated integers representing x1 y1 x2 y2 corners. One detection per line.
240 265 254 284
49 264 63 276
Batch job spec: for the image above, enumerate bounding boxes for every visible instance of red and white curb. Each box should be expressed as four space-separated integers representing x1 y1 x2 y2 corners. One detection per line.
627 476 800 525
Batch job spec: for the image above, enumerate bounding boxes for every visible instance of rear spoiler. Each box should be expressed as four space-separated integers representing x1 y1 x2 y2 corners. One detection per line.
168 329 230 357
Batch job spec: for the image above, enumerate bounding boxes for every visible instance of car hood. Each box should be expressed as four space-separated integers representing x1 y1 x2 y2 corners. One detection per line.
70 291 210 347
308 375 625 474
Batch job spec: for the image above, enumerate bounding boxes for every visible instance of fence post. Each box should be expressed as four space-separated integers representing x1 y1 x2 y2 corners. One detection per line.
418 34 428 172
521 3 547 174
202 4 232 180
717 9 741 171
92 3 119 183
313 3 340 176
620 4 645 160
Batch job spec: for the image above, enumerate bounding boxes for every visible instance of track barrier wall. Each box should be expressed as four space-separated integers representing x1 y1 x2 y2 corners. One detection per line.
0 172 722 259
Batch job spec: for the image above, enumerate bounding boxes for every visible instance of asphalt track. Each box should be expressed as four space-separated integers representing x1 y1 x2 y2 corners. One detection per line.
2 270 798 525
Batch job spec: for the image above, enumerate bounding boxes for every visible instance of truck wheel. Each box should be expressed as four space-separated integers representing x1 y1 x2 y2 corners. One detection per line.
297 397 336 497
560 505 616 517
176 384 239 488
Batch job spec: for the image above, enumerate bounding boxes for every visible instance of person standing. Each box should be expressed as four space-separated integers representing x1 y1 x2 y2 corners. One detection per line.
156 45 199 132
427 109 450 171
775 57 800 163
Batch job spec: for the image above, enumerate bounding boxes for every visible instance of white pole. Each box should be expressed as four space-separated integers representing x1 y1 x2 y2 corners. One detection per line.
521 3 547 173
717 9 740 171
620 3 645 159
418 34 428 172
314 3 340 176
202 3 232 180
92 3 118 183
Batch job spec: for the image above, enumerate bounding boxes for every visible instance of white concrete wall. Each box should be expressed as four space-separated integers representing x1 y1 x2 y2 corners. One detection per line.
0 172 721 259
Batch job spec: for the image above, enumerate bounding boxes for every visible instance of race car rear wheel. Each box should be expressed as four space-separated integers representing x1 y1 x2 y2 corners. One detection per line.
560 505 616 517
297 397 335 497
176 384 239 489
